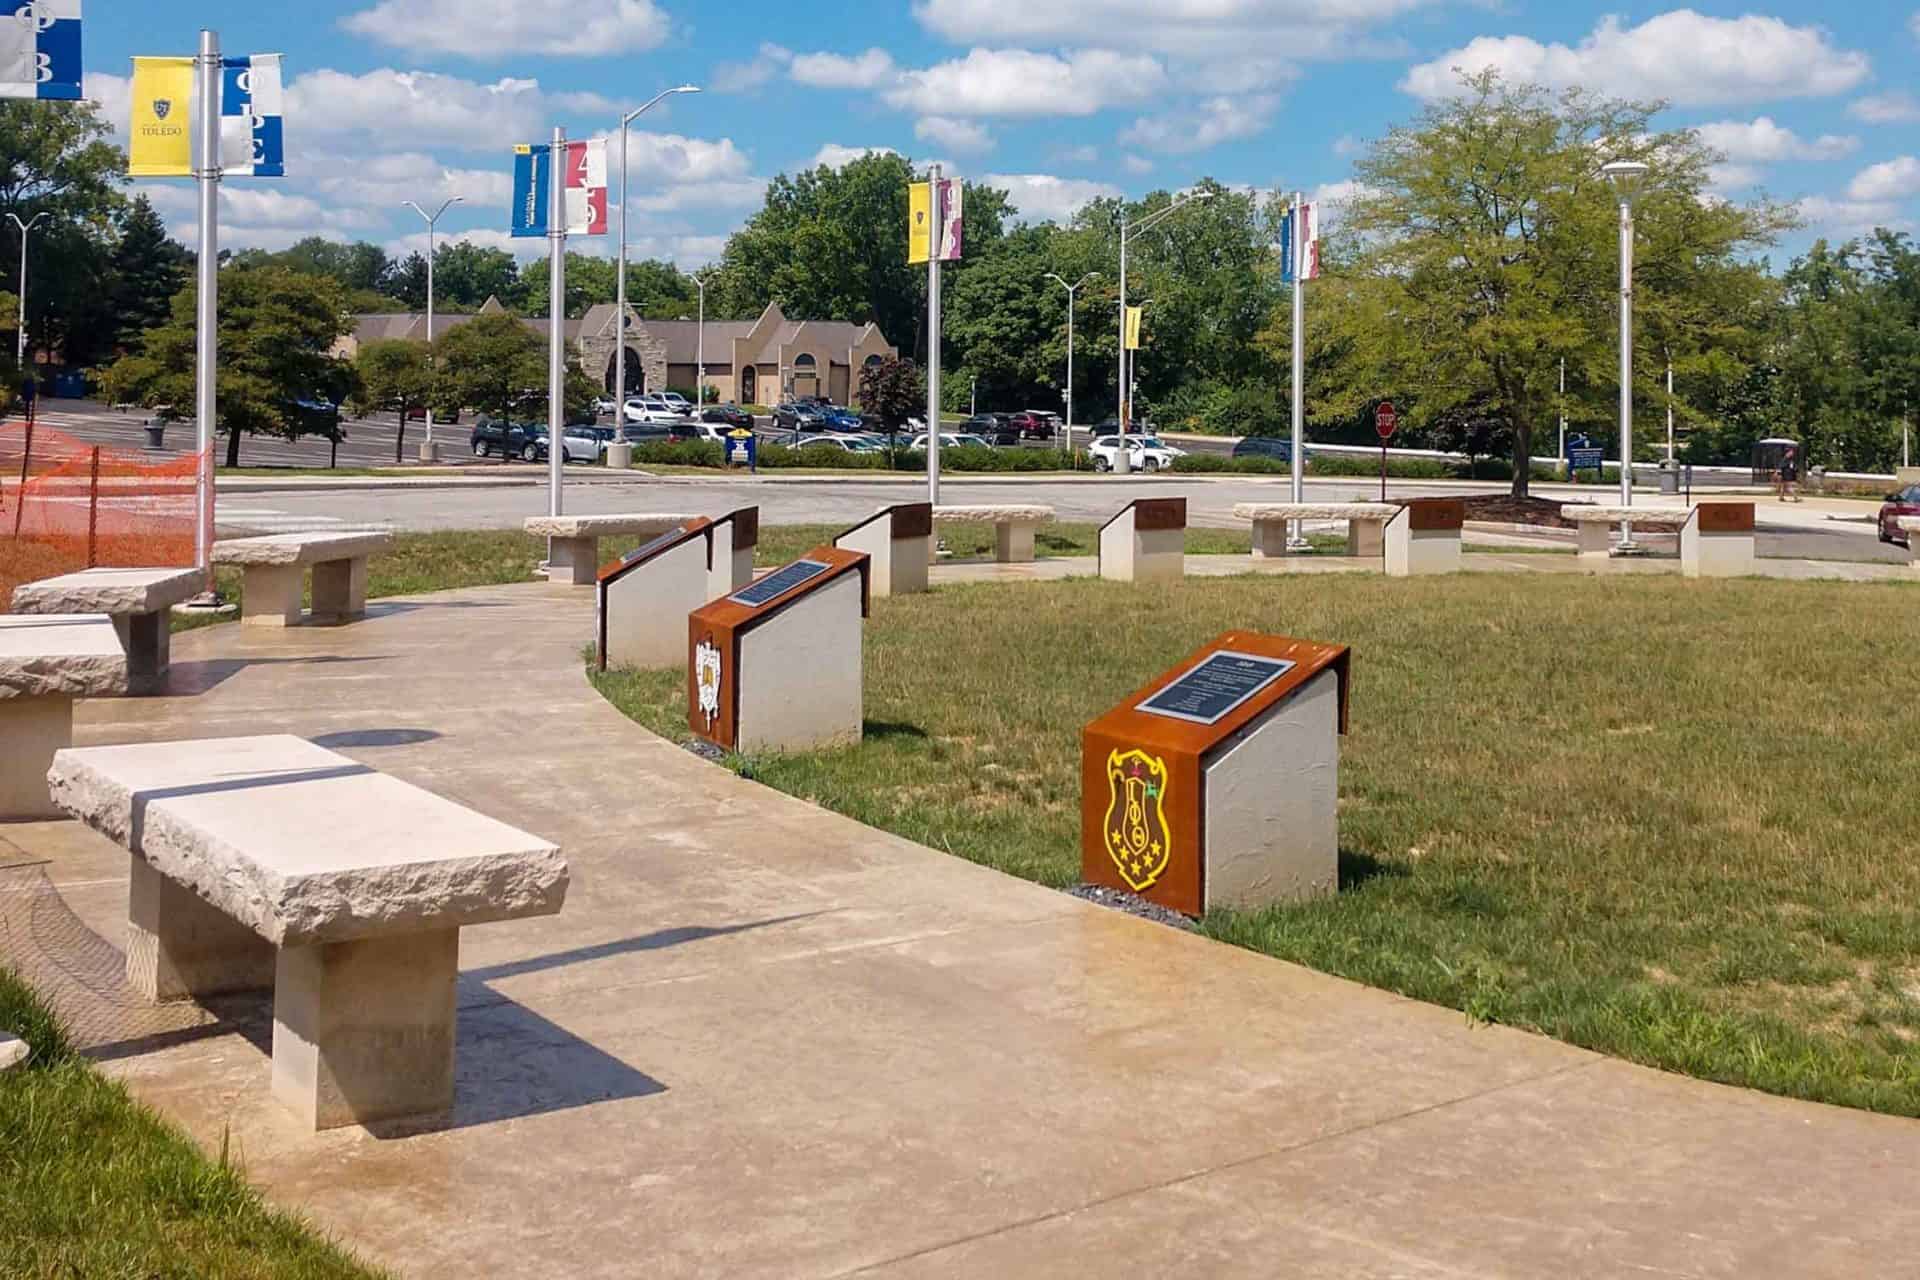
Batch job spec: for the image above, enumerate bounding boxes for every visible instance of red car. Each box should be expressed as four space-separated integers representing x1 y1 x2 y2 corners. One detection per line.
1879 484 1920 545
1007 410 1060 439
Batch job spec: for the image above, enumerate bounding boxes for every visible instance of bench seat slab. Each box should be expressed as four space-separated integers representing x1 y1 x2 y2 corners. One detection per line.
273 927 457 1130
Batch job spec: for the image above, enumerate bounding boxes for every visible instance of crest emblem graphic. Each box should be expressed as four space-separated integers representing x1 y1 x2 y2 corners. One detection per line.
152 100 172 120
1102 749 1172 892
694 639 722 729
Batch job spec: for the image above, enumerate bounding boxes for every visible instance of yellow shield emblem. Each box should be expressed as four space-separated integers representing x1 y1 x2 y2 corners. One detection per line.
1102 749 1172 893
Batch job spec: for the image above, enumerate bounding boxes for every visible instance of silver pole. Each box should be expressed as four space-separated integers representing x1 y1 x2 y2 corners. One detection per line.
1065 289 1074 453
1666 352 1675 462
548 126 566 518
695 275 705 411
194 29 220 575
615 113 630 414
1558 357 1566 475
1617 193 1637 549
8 214 45 368
1288 191 1308 550
424 222 435 450
1115 219 1130 475
926 164 941 506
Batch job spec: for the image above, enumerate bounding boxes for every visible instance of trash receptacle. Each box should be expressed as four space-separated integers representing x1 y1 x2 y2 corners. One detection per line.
142 422 166 450
1658 458 1679 494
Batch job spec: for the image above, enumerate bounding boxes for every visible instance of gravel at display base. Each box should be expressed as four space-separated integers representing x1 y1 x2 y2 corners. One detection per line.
1067 884 1197 931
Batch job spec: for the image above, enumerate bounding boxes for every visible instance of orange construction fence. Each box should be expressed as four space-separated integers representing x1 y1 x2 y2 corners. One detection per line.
0 422 211 609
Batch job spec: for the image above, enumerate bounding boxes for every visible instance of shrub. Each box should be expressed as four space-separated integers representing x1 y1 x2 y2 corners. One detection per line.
632 440 726 468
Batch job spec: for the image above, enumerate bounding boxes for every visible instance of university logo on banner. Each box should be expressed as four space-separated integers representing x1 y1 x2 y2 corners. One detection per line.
0 1 82 101
1123 306 1144 351
128 55 192 177
221 54 284 178
512 139 607 238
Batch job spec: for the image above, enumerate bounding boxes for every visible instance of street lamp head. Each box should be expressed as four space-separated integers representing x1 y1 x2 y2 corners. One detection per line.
1601 160 1650 200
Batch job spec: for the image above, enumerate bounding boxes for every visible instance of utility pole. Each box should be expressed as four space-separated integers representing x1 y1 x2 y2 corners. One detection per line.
1559 357 1567 477
193 29 221 579
614 86 701 417
692 272 709 410
6 212 49 370
546 126 567 518
1602 159 1650 554
926 163 943 506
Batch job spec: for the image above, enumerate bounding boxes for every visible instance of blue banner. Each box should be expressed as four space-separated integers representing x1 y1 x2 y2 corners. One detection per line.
221 55 284 178
510 144 549 239
1278 202 1295 285
0 1 83 101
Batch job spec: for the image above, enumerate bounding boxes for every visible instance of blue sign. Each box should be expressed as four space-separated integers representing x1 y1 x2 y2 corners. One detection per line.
727 431 757 471
510 144 549 239
1568 447 1604 473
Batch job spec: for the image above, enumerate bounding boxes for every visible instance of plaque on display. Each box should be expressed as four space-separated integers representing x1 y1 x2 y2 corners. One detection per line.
623 527 691 566
689 546 871 751
1082 632 1351 917
730 558 831 607
1137 651 1294 726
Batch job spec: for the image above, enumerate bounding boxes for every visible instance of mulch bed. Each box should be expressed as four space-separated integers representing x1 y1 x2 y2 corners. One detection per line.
1459 494 1575 529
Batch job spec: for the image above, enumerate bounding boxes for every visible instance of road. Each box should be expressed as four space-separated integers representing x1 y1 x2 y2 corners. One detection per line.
203 470 1907 562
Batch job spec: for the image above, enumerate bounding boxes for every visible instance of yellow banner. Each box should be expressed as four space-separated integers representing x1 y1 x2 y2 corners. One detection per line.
908 182 931 264
1124 306 1144 350
130 57 194 178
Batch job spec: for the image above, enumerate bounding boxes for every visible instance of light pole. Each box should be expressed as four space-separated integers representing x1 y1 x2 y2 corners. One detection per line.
1044 271 1097 452
1558 356 1568 478
1116 188 1212 475
1602 159 1649 552
691 271 710 410
402 196 462 459
1665 348 1675 463
614 85 700 417
7 212 50 371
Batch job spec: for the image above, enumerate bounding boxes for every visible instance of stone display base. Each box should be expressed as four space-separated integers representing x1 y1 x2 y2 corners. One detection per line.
1099 499 1186 584
1383 500 1464 577
836 504 932 597
272 928 459 1130
736 573 864 752
0 694 73 821
1203 669 1341 910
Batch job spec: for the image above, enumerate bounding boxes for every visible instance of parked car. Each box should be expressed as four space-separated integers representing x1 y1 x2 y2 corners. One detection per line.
908 432 994 452
958 414 1018 446
1087 434 1185 473
795 433 884 454
592 397 618 417
404 404 462 423
470 415 541 461
773 401 830 431
623 395 687 425
620 421 674 444
700 403 755 430
1008 410 1059 439
658 391 694 415
1232 436 1304 464
1878 484 1920 545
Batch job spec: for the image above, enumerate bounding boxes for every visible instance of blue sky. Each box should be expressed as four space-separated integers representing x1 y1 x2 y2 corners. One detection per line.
79 1 1920 271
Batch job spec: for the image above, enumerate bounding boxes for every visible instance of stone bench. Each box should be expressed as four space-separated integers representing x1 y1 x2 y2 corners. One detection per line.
1234 502 1401 560
835 503 932 597
1099 498 1186 583
1562 503 1755 577
11 567 204 694
0 615 126 820
213 532 396 628
48 734 568 1131
523 513 703 585
933 504 1057 563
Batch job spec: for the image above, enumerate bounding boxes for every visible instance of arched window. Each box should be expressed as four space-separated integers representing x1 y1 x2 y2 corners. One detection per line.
793 353 817 368
864 354 883 368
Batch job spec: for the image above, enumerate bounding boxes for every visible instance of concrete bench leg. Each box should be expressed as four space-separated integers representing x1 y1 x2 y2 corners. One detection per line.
241 564 305 628
546 536 599 585
892 536 931 594
1348 518 1386 559
1681 528 1756 579
995 521 1037 563
1251 519 1290 558
1576 523 1611 562
113 611 171 695
126 855 275 1002
272 927 459 1131
0 694 71 820
310 556 369 624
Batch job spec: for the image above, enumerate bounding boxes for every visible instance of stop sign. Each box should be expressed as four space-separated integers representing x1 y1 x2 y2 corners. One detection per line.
1375 401 1398 440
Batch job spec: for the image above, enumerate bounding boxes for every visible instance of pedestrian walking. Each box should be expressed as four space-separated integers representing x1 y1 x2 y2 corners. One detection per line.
1778 445 1800 503
19 372 36 427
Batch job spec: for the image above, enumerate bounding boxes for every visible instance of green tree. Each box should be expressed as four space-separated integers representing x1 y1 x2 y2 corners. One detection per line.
0 99 128 368
108 195 190 356
349 338 432 463
101 267 356 467
1301 72 1791 496
387 251 430 311
432 241 525 311
436 311 597 461
229 237 395 298
942 224 1061 412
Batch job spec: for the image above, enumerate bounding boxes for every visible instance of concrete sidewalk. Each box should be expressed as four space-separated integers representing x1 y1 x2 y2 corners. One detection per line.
4 584 1918 1277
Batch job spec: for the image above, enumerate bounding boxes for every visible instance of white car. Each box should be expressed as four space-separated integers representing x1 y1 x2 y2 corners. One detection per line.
1087 434 1186 472
658 391 693 415
908 432 993 451
591 397 617 417
623 395 686 425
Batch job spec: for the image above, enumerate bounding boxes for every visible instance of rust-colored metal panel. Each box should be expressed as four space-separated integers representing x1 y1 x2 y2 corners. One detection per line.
1132 498 1188 533
722 506 760 550
1405 498 1465 532
1695 502 1754 534
687 545 871 750
890 502 934 540
1080 632 1351 917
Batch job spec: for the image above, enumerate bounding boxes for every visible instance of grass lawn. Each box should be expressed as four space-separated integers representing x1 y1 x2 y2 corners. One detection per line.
593 570 1920 1116
0 969 381 1278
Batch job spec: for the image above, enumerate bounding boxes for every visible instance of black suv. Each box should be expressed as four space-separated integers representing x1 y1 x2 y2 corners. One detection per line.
470 416 540 460
1231 436 1300 463
962 414 1018 446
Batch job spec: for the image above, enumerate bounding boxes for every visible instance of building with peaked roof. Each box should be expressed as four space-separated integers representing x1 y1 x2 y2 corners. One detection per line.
339 299 897 408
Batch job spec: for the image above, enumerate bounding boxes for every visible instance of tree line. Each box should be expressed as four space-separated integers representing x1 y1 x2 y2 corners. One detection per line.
7 78 1917 489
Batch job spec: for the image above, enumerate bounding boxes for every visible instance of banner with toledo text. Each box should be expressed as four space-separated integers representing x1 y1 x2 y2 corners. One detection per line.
0 0 83 101
221 54 284 178
128 56 193 177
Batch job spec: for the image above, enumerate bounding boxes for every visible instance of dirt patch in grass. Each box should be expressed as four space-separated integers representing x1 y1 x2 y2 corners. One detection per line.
1461 494 1575 527
593 569 1920 1117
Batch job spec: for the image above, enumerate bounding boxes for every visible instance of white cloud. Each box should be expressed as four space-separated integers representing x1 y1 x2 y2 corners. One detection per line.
1696 118 1858 164
1847 156 1920 203
342 0 670 58
84 71 129 142
1796 195 1908 237
1403 12 1871 107
712 43 792 93
914 0 1433 64
286 69 612 148
1850 92 1920 125
1052 143 1101 167
789 49 898 89
915 116 995 154
809 144 899 169
1122 94 1278 153
1912 10 1920 41
1122 154 1154 175
985 173 1122 223
884 48 1165 118
384 226 535 260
